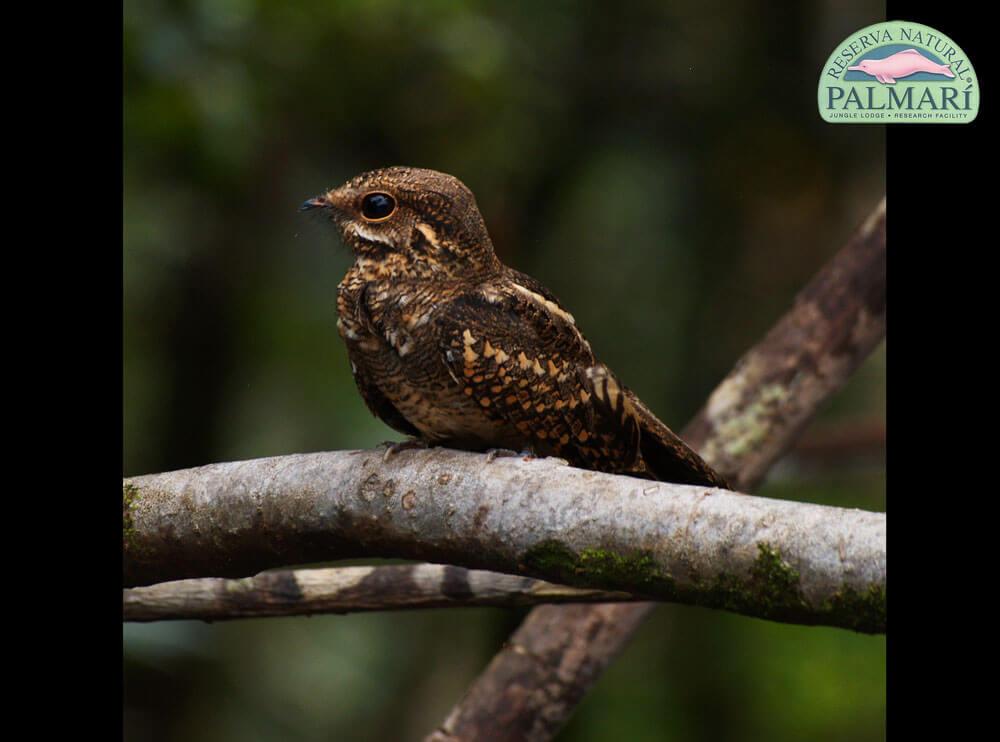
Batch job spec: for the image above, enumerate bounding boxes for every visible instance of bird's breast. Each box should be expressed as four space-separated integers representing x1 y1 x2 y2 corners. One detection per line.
337 274 519 448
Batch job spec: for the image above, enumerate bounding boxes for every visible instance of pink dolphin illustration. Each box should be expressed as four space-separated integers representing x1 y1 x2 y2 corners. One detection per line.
848 49 955 84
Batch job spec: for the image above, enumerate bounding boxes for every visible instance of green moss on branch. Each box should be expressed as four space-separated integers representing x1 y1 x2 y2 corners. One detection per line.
825 583 886 632
522 540 884 633
123 483 139 549
521 540 675 594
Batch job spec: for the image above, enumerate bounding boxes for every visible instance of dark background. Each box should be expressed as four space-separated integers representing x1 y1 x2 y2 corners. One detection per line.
124 1 886 739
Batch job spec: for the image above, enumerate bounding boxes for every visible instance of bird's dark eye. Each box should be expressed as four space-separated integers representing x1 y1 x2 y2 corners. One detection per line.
361 192 396 221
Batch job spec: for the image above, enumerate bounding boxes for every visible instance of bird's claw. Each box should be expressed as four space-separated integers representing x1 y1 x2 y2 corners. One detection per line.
380 439 428 462
485 447 536 463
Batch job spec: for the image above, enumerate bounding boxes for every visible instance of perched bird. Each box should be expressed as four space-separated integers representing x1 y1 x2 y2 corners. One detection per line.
302 167 727 488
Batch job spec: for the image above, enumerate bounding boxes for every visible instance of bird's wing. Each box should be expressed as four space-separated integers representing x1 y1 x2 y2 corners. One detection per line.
434 282 643 475
625 390 730 488
435 278 728 488
344 345 421 438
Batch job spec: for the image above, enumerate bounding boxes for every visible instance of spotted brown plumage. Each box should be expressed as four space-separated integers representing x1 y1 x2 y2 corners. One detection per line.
302 166 728 488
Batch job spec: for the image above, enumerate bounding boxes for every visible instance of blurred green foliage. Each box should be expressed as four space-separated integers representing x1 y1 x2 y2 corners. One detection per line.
124 0 885 739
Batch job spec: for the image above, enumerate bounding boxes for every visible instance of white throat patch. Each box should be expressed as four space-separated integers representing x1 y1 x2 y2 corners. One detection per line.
349 223 395 247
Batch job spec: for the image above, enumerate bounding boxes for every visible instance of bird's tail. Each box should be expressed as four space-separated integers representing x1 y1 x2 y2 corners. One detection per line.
626 389 730 489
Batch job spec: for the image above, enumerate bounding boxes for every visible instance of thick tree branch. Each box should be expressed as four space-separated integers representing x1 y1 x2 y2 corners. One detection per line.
123 448 883 632
429 198 886 742
123 565 638 622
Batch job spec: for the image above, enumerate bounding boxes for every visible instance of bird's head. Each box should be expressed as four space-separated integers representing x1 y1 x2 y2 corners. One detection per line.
302 166 500 278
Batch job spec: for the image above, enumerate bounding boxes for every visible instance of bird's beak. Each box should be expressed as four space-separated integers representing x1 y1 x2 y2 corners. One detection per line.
300 188 351 225
300 195 329 211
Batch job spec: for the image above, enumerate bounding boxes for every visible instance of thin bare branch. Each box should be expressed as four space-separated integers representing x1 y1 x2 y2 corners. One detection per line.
790 419 885 467
124 565 637 622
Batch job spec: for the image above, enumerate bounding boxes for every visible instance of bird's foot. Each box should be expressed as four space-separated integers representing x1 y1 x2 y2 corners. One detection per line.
485 447 536 463
380 438 429 462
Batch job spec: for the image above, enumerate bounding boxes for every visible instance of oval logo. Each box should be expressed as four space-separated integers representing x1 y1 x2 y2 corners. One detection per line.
818 21 978 123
